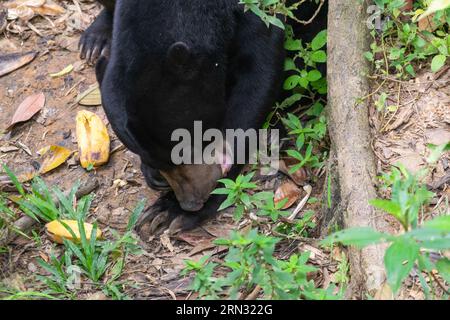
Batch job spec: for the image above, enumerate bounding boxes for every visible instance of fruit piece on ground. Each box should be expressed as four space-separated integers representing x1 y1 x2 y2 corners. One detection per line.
76 110 110 169
46 220 102 244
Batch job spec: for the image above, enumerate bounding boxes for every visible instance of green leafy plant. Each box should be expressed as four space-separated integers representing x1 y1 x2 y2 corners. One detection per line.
0 168 146 300
277 25 328 174
36 250 79 299
212 172 258 220
367 0 450 77
275 209 316 237
183 229 338 300
284 27 327 93
186 0 332 302
373 165 434 231
3 165 92 223
0 193 28 240
322 164 450 296
213 172 291 222
239 0 325 29
57 199 144 290
33 200 144 299
333 252 350 297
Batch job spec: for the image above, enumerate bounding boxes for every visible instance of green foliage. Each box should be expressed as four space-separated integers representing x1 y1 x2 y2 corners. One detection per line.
374 165 434 230
183 229 339 300
279 25 328 174
212 172 258 218
3 165 92 223
427 142 450 163
0 193 25 239
36 250 78 299
284 27 327 93
275 209 316 237
182 255 221 299
323 164 450 296
367 0 450 77
213 172 290 222
333 252 350 296
239 0 325 29
194 168 343 300
283 112 326 150
186 0 332 301
239 0 287 29
253 2 328 176
1 167 145 300
41 199 145 298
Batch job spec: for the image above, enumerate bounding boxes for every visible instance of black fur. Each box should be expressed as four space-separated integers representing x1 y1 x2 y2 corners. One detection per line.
81 0 326 233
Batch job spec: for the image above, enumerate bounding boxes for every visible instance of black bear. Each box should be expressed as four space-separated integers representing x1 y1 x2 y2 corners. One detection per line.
79 0 326 235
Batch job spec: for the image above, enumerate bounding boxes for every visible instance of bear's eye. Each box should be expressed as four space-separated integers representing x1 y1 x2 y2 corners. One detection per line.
215 63 219 67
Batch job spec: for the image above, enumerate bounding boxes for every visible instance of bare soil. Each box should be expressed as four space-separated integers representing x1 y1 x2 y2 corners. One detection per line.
369 68 450 299
0 1 334 300
0 0 448 300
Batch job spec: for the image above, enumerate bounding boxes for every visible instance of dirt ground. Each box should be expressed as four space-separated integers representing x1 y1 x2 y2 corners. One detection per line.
0 1 335 299
0 1 448 300
371 68 450 185
370 68 450 299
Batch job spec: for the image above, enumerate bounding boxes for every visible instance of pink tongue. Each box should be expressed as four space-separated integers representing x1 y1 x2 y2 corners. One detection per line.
221 163 232 176
217 152 233 176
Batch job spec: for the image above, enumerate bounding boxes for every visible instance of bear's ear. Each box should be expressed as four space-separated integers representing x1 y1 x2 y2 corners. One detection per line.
166 42 191 67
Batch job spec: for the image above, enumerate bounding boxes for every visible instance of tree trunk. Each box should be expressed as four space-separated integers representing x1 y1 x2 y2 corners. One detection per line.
325 0 389 299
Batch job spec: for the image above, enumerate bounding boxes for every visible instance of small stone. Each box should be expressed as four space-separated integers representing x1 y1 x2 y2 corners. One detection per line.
28 262 37 273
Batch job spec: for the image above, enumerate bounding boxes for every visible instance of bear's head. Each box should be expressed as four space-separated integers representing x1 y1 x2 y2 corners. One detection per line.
96 2 235 211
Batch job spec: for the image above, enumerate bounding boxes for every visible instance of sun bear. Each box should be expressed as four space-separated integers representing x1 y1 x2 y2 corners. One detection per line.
79 0 327 235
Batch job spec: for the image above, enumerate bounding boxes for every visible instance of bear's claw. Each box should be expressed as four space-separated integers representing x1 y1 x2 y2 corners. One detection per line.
79 10 112 64
134 192 221 239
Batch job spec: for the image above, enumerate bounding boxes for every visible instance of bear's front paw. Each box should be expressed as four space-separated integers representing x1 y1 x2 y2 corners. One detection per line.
135 193 191 238
79 11 112 64
135 192 222 239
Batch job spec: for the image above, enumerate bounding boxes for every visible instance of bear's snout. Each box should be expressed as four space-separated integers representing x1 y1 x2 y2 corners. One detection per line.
160 164 223 213
179 199 206 212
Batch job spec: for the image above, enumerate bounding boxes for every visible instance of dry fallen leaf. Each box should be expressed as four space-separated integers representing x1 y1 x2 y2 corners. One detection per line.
46 220 102 244
32 2 65 16
38 145 73 174
425 128 450 146
7 92 45 131
17 171 36 183
189 240 216 256
5 0 65 20
76 85 102 106
274 180 302 209
279 158 309 186
14 145 72 183
0 51 38 77
176 229 214 246
161 232 175 252
5 0 45 8
202 223 235 239
49 64 73 78
76 110 110 169
6 6 34 21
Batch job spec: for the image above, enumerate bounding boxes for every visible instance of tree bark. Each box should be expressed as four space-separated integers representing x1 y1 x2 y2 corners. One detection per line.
326 0 389 298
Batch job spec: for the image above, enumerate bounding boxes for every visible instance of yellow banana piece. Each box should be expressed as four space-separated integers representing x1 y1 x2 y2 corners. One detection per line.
76 110 110 169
